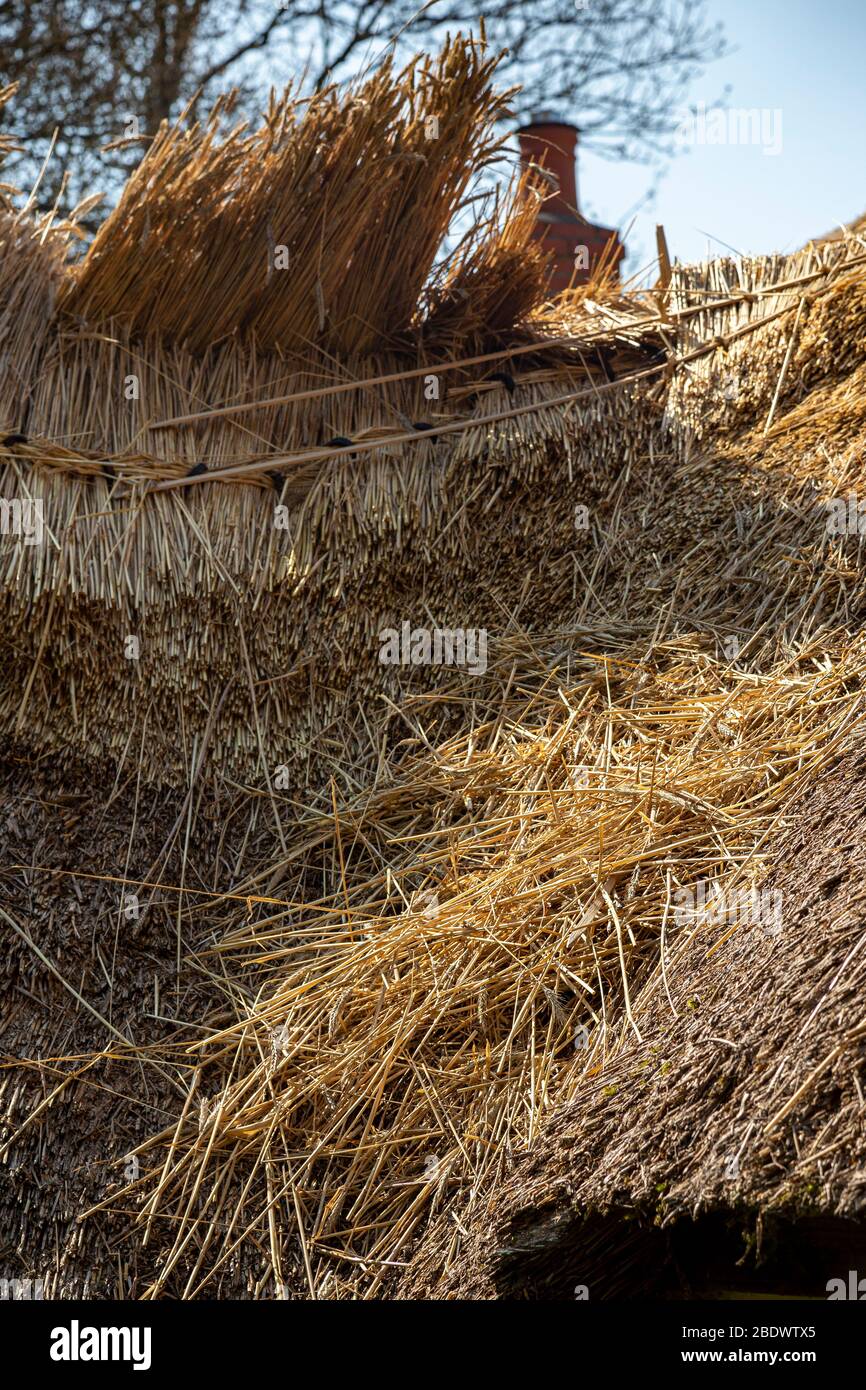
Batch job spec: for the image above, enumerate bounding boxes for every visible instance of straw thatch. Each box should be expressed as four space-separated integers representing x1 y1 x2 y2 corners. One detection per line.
0 742 240 1298
399 739 866 1298
3 33 866 1300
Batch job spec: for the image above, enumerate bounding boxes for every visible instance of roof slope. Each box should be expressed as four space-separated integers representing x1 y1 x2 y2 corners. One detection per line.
399 744 866 1297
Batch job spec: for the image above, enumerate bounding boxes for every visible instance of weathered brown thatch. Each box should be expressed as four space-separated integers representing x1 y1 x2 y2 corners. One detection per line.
398 745 866 1298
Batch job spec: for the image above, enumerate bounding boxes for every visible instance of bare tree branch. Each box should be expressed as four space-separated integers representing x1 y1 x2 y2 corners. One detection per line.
0 0 729 220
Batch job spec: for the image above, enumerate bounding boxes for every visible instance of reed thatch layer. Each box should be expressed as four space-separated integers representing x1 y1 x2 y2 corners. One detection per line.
0 374 662 787
0 33 671 788
0 744 237 1297
4 229 866 1293
4 238 866 788
63 225 866 1299
3 33 657 478
0 213 66 429
3 31 864 797
400 739 866 1299
664 243 866 440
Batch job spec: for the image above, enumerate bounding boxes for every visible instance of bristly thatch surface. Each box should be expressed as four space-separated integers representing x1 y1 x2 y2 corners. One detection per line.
0 35 669 789
2 33 866 1300
398 741 866 1299
100 644 863 1301
0 744 241 1300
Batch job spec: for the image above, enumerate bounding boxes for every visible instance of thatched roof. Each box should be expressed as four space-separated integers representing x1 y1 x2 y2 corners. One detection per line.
3 34 866 1301
0 744 236 1297
398 744 866 1298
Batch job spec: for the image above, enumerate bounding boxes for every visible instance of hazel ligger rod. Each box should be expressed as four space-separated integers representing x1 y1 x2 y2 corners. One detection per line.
148 288 806 493
148 329 656 432
147 245 866 435
150 360 669 491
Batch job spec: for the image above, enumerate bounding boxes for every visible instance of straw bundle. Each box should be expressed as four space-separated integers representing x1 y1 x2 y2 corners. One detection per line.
0 357 663 788
58 38 546 360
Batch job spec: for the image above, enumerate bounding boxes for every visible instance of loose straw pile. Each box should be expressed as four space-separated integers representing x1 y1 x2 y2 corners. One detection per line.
102 638 862 1299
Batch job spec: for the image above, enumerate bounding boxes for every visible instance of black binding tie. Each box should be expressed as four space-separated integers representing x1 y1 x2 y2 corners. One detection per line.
594 349 616 384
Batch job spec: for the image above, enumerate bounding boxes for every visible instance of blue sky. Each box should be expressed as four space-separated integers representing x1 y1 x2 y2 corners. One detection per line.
572 0 866 277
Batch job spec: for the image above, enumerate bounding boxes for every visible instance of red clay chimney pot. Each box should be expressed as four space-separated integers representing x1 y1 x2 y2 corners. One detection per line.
517 116 624 292
517 117 580 215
